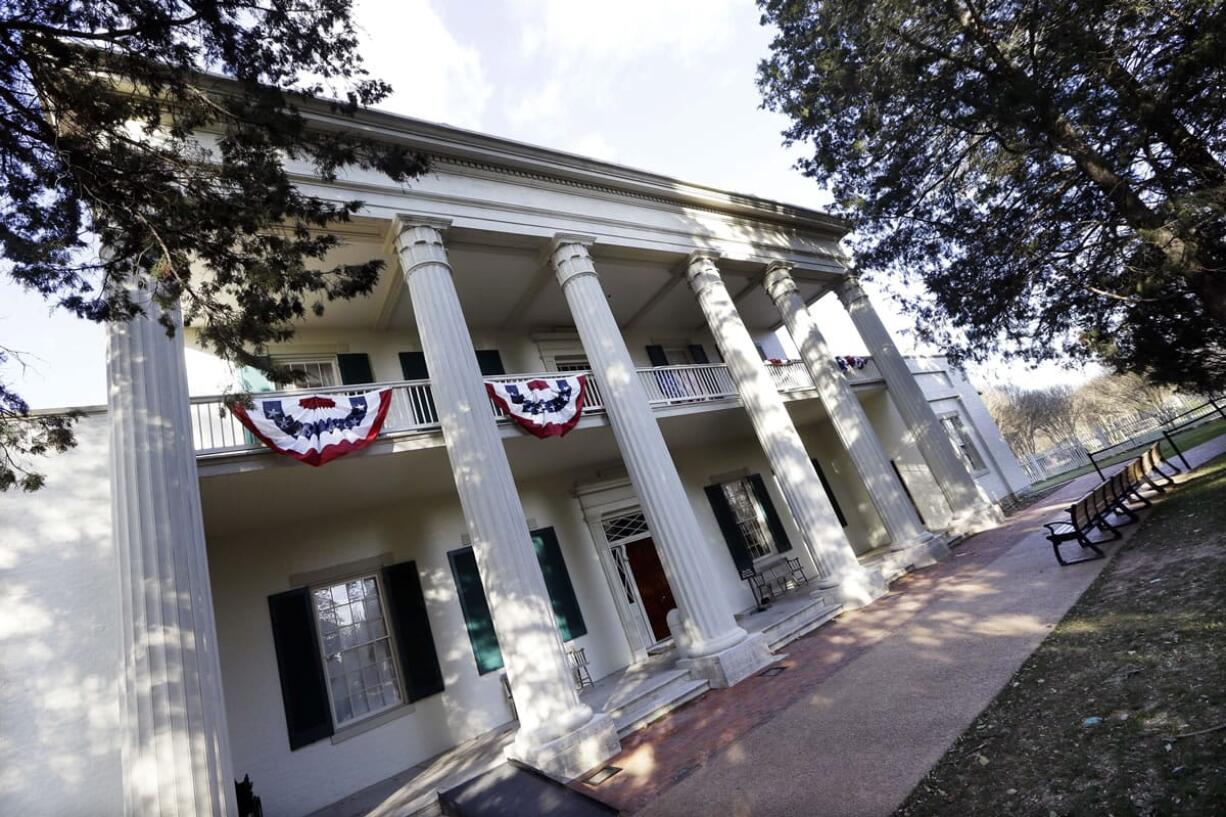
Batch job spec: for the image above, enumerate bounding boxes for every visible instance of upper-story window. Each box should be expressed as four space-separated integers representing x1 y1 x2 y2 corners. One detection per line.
552 353 592 372
720 478 778 560
941 413 987 473
312 574 404 726
277 357 340 390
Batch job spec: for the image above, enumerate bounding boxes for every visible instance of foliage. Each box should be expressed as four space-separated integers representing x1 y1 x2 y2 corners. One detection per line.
0 346 78 490
758 0 1226 391
0 1 428 489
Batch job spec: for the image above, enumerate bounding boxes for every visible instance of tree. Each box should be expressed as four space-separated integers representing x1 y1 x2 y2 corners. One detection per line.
0 1 428 490
757 1 1226 393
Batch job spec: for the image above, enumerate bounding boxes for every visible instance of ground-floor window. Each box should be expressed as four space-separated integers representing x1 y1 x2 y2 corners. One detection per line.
941 413 988 473
720 478 778 560
312 575 403 726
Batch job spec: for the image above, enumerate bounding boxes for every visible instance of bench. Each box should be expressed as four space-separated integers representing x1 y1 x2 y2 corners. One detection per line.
741 557 810 607
1043 443 1179 566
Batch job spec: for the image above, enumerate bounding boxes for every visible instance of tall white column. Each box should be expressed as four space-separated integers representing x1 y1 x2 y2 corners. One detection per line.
108 287 235 817
686 252 885 608
763 263 949 567
551 237 772 688
392 218 618 780
835 275 1002 532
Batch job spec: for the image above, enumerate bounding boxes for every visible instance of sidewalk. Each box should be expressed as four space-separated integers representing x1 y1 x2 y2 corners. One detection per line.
583 437 1226 817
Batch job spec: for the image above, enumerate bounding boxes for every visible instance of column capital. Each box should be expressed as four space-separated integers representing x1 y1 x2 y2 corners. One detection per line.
685 250 723 293
391 216 452 276
835 273 867 306
762 261 800 303
549 235 599 288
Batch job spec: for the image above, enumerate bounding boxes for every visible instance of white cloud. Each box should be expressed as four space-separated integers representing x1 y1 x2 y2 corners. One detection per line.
354 0 492 128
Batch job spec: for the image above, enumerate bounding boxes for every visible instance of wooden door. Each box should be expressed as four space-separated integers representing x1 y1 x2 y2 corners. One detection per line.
625 537 677 642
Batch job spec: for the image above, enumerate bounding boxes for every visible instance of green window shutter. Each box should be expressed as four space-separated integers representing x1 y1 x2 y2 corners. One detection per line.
475 349 506 376
382 561 445 701
398 351 429 380
530 527 587 642
447 547 504 674
811 459 848 527
704 484 754 573
748 474 793 553
337 353 374 385
267 588 334 750
687 344 710 364
240 365 276 393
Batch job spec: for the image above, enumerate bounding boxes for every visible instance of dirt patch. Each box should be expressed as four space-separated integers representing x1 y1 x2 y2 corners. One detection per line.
895 457 1226 817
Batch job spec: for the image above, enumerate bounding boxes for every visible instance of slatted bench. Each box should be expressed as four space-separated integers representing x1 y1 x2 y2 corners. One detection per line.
1043 443 1180 566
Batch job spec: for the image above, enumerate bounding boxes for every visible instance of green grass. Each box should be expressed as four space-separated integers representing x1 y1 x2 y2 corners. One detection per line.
896 456 1226 817
1031 416 1226 492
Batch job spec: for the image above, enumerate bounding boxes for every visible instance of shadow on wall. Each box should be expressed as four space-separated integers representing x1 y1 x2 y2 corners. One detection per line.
0 412 123 815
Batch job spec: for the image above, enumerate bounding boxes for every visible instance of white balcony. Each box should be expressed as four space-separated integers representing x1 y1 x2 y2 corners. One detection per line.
189 360 883 460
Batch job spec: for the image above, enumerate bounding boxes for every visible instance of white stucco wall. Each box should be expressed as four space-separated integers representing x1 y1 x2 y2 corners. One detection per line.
0 412 123 817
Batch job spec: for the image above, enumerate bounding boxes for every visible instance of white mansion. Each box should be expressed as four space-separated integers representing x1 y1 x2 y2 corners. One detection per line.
0 96 1030 817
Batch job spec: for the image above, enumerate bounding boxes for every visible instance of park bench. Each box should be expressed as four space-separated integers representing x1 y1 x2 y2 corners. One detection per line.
1043 443 1180 566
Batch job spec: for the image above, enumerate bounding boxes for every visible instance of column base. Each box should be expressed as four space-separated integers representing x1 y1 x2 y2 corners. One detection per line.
890 531 951 568
828 566 890 610
676 631 774 688
506 713 621 782
946 502 1005 537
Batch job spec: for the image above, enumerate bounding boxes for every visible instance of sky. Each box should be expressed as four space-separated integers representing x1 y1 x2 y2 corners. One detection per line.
0 0 1099 410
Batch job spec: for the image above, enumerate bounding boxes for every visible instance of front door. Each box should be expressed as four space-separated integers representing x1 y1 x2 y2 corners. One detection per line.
624 537 677 642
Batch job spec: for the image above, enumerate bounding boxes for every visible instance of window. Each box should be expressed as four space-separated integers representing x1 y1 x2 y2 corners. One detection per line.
279 357 340 390
941 414 987 472
720 478 777 560
552 353 591 372
312 575 403 726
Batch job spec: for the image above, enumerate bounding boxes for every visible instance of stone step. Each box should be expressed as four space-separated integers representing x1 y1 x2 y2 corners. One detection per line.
603 669 710 737
761 598 843 651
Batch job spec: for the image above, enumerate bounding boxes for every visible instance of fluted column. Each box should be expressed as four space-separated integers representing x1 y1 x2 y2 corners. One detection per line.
835 275 1002 532
108 286 235 817
686 252 884 607
763 263 949 567
551 237 772 688
392 218 618 779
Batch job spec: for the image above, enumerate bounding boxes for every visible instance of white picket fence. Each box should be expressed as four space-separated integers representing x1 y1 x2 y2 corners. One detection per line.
1018 395 1223 482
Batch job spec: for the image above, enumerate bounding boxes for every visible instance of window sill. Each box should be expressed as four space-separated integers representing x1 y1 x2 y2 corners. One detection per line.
330 702 416 744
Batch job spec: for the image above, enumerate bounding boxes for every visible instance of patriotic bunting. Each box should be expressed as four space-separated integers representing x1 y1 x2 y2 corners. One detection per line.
230 388 393 466
486 376 587 438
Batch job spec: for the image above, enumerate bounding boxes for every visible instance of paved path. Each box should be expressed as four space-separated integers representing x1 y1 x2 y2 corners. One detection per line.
584 437 1226 817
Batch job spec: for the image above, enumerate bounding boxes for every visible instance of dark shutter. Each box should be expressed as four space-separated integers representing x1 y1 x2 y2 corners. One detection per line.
398 351 429 380
448 547 504 674
688 344 710 364
748 474 793 553
475 349 506 376
811 459 848 527
645 345 669 367
704 484 754 573
382 561 445 701
754 344 767 360
337 353 374 385
890 460 926 526
268 588 333 750
399 352 437 424
530 527 587 641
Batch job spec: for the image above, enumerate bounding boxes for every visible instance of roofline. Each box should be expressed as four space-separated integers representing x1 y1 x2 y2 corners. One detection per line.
197 73 852 238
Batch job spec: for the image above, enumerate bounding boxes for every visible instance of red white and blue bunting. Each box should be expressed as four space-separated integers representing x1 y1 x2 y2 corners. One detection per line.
230 388 393 466
835 355 868 372
486 376 587 439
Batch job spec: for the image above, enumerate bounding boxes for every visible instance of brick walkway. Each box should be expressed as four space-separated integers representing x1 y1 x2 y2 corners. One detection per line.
577 436 1226 816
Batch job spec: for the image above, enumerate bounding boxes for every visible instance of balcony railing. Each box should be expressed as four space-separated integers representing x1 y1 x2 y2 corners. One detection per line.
189 359 858 457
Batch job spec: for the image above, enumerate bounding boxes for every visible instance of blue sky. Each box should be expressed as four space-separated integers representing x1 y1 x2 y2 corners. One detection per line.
0 0 1097 409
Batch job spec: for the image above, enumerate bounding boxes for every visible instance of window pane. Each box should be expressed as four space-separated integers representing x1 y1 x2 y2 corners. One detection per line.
313 575 404 726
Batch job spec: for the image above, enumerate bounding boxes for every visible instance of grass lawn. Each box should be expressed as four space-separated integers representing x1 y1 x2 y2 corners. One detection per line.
1031 416 1226 492
896 456 1226 817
